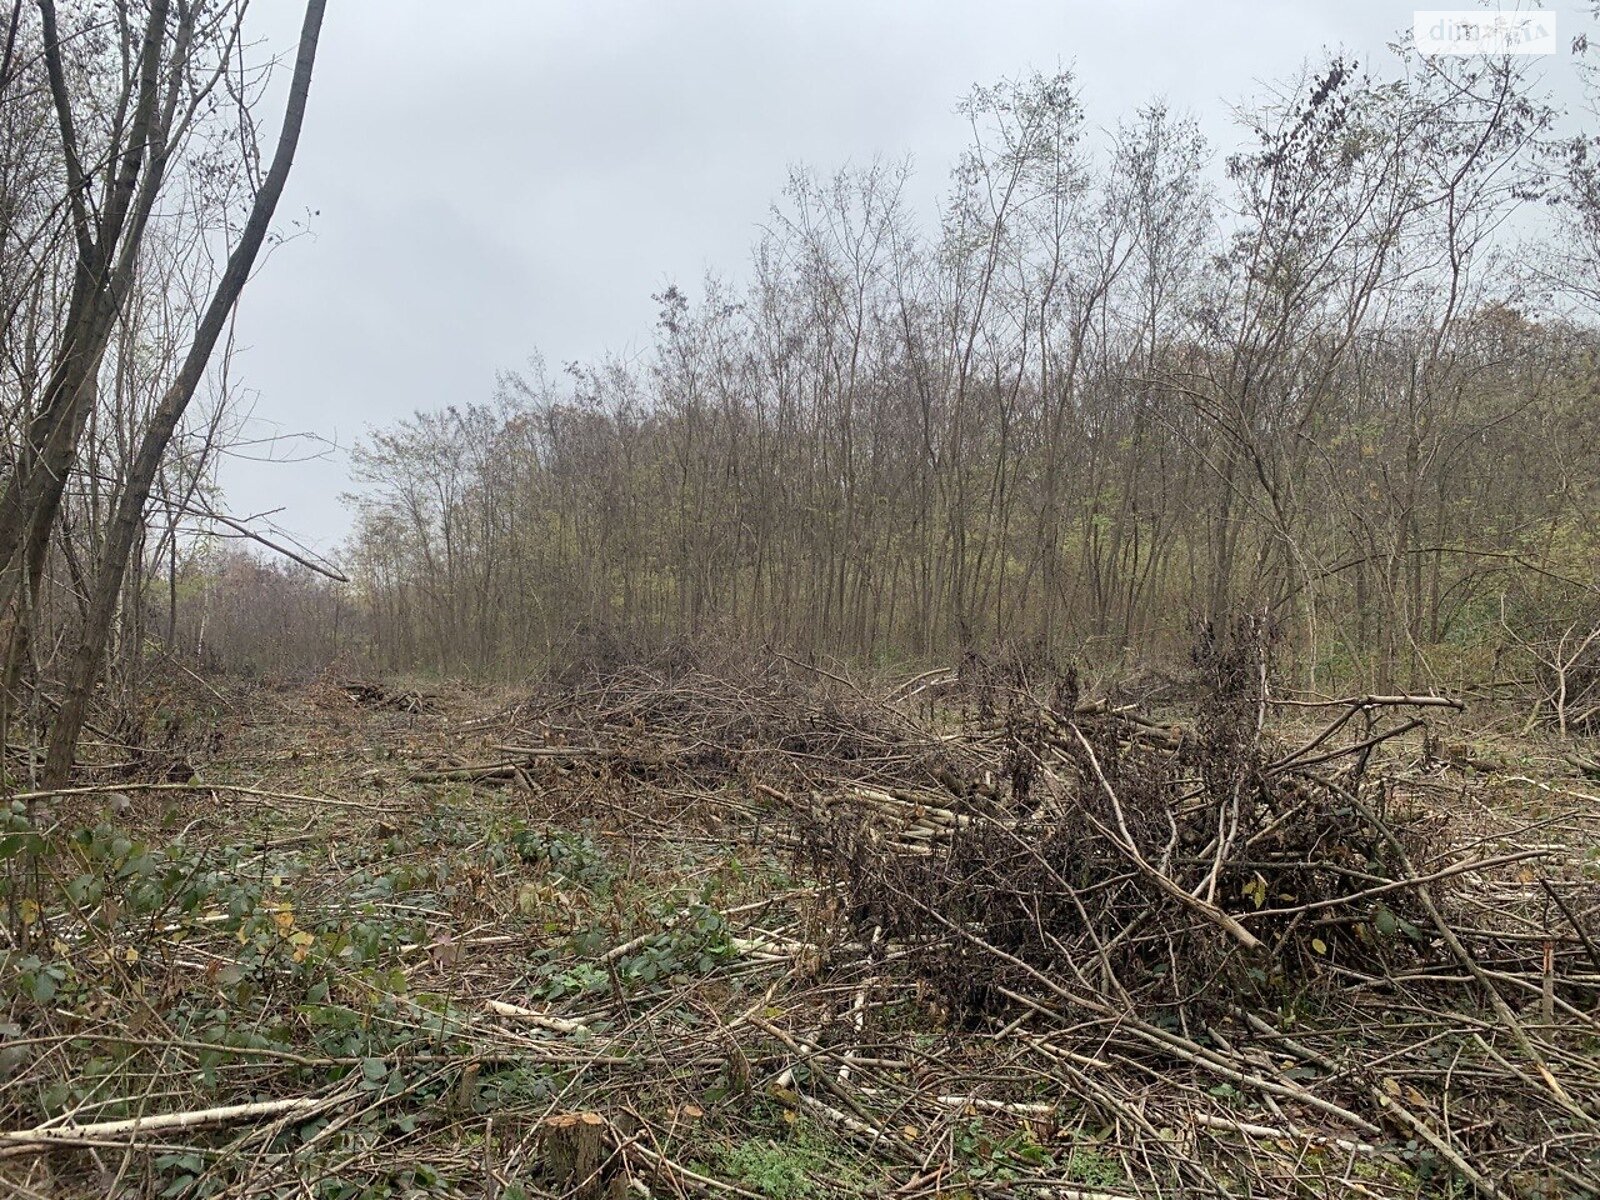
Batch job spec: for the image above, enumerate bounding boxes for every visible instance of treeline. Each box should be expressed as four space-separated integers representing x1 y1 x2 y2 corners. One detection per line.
167 549 353 679
346 58 1600 689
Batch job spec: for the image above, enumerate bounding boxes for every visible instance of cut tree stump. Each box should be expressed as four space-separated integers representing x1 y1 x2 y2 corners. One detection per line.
538 1112 622 1199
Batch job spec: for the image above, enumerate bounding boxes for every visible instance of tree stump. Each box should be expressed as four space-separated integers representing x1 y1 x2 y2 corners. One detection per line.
538 1112 622 1199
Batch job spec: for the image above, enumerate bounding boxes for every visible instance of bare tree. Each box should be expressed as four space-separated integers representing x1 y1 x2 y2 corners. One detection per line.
40 2 327 783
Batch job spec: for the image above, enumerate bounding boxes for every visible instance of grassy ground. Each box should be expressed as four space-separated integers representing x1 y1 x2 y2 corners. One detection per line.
0 665 1597 1198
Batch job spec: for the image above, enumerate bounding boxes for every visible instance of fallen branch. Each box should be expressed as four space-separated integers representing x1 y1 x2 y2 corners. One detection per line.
0 1094 349 1154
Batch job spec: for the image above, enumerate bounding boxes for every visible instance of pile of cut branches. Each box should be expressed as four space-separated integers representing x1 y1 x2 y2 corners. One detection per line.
804 631 1474 1018
497 635 1600 1196
442 649 952 796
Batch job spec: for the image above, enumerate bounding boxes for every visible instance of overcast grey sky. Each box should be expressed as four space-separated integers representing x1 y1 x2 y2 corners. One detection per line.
225 1 1579 561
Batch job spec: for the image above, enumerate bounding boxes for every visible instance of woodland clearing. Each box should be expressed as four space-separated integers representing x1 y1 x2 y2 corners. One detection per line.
1 646 1598 1199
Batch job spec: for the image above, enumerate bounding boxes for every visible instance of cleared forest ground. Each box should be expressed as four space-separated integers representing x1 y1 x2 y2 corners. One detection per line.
2 653 1599 1199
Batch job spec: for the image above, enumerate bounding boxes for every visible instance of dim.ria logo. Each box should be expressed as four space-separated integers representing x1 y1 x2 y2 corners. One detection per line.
1413 9 1557 55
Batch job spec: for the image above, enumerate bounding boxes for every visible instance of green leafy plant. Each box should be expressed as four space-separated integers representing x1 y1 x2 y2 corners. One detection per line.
1065 1147 1124 1188
510 825 609 888
720 1138 819 1199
